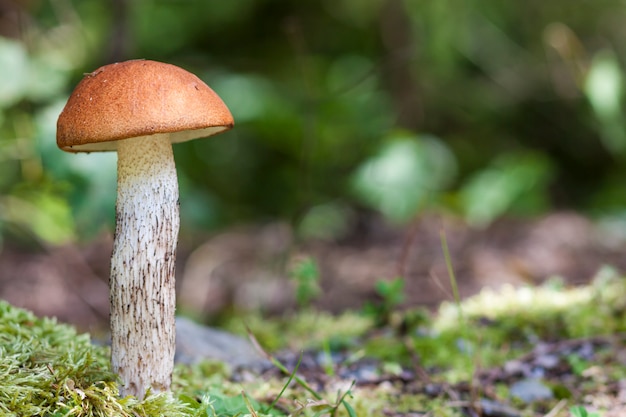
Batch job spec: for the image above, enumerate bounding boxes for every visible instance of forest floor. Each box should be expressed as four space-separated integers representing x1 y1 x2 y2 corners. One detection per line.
2 210 626 416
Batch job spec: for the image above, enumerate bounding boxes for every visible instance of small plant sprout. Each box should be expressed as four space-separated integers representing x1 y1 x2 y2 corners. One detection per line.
288 255 321 308
56 59 233 399
364 277 406 326
570 405 600 417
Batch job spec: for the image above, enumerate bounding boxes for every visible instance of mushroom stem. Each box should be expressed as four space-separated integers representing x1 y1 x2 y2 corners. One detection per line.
110 134 179 399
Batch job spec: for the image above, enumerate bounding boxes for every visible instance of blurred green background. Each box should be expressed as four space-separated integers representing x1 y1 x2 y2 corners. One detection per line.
1 0 625 247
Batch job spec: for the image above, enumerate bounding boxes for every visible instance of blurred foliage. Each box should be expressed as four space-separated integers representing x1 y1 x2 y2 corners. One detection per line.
459 151 553 227
1 0 626 245
352 131 456 223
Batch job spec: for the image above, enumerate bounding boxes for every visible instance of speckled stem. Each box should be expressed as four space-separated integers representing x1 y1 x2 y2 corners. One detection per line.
110 134 179 399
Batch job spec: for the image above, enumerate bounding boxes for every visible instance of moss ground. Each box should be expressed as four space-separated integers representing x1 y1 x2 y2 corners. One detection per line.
3 268 626 416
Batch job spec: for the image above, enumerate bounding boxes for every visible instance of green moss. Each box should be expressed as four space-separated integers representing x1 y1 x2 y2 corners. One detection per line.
4 271 626 416
223 309 374 352
0 302 376 417
436 270 626 341
0 301 204 417
360 271 626 385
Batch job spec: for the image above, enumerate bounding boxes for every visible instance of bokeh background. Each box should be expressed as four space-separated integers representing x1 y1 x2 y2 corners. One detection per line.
2 0 626 331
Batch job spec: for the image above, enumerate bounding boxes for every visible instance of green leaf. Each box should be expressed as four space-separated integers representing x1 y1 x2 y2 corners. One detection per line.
208 393 250 416
585 50 623 120
0 37 29 107
207 391 278 417
297 202 351 241
584 49 626 154
2 191 75 245
570 405 589 417
351 131 456 223
343 400 357 417
26 56 70 101
459 151 552 227
374 277 405 306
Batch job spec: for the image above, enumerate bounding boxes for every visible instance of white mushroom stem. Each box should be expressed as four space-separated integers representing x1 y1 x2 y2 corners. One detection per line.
110 134 179 399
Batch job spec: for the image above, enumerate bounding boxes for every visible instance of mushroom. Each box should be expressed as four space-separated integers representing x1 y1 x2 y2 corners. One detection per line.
56 59 234 399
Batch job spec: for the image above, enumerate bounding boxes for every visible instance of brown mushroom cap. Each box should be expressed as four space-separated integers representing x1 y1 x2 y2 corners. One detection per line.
57 59 234 152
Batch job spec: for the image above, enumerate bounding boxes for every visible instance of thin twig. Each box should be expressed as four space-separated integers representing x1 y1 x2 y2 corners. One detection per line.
544 399 568 417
